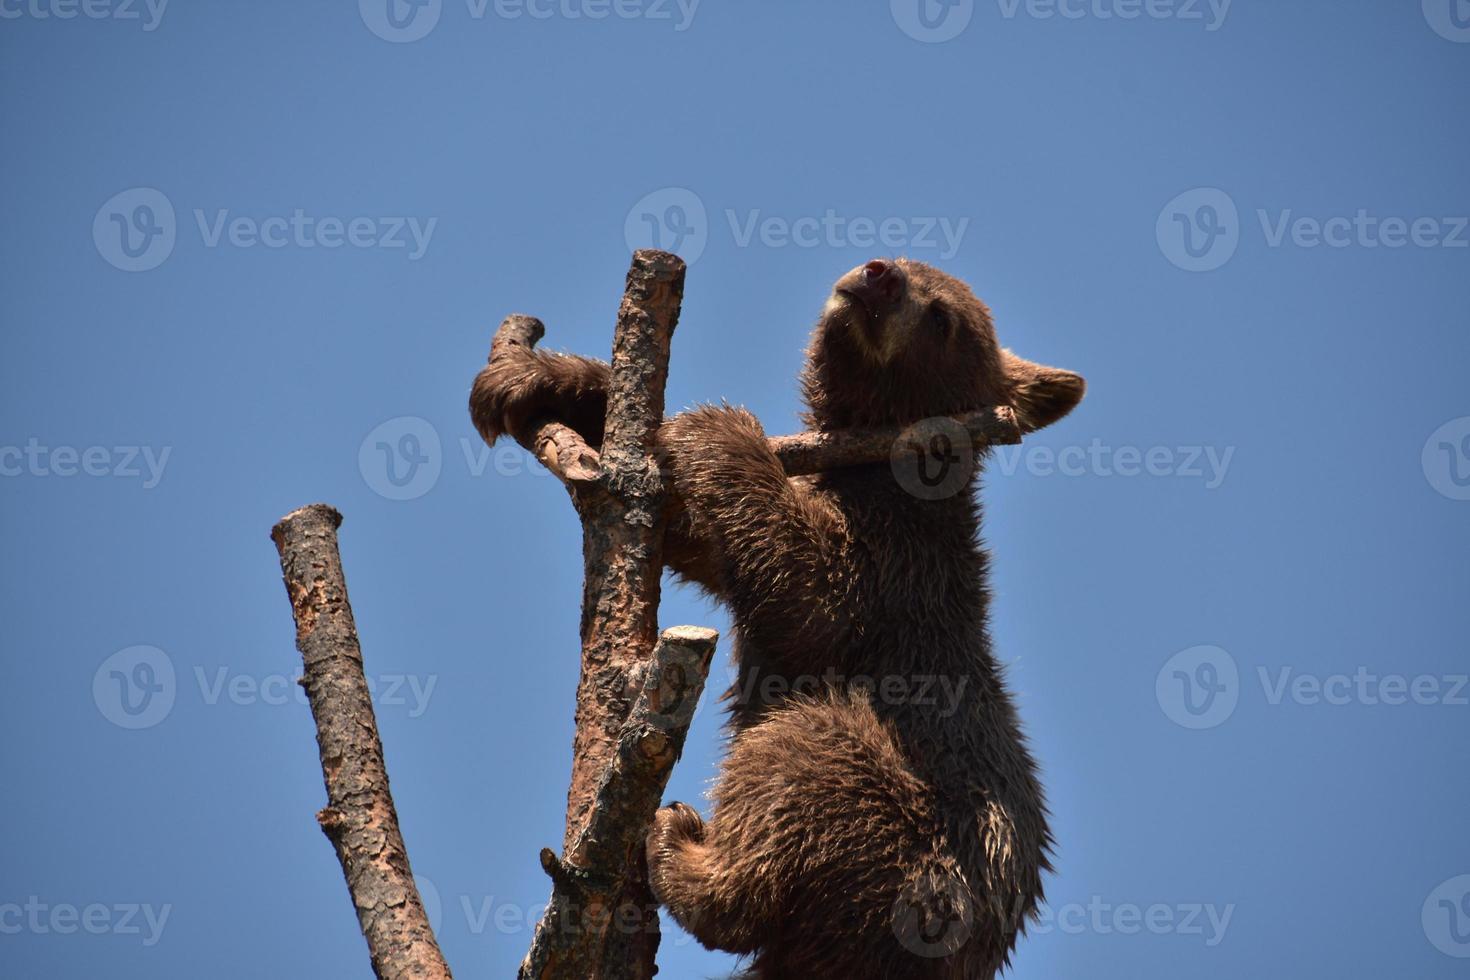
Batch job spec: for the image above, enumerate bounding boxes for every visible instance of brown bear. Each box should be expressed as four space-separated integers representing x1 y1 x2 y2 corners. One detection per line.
471 258 1085 978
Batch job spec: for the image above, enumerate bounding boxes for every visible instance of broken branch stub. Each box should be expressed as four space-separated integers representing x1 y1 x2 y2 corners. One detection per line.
270 503 452 980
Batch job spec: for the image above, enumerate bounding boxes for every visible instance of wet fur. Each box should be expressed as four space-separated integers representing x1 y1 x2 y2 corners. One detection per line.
471 259 1084 978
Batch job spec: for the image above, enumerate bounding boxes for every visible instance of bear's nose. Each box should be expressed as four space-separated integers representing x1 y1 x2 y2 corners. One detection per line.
840 259 905 317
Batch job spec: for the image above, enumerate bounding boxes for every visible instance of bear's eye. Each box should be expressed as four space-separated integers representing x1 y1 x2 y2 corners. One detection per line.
925 304 953 337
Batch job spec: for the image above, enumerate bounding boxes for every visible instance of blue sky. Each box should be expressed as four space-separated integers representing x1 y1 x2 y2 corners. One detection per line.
2 2 1468 977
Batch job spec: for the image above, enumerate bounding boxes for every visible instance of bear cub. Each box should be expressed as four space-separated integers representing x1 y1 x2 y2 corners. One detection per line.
472 258 1085 978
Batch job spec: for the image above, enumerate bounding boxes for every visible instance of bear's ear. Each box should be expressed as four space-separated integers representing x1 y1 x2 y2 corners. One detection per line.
1002 349 1085 433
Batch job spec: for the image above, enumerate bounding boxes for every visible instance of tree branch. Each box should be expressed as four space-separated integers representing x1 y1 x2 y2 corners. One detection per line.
473 254 1025 980
482 318 1021 486
518 626 718 979
496 250 690 979
767 405 1021 474
271 503 452 980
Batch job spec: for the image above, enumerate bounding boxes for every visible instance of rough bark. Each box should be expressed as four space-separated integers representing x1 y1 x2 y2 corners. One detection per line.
474 254 1023 980
519 626 718 979
768 405 1022 474
270 503 451 980
566 251 684 853
478 252 692 979
507 393 1022 482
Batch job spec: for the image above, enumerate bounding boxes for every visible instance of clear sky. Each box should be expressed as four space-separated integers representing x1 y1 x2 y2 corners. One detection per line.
2 2 1468 977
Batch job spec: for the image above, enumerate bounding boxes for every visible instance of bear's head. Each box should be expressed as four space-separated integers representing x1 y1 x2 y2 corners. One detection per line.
802 258 1085 434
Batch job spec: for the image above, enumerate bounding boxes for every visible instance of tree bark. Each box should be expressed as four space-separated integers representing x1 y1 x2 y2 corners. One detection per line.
271 503 451 980
518 626 718 979
474 253 1026 980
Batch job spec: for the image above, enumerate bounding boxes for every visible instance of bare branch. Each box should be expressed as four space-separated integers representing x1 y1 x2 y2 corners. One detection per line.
487 315 602 485
519 626 718 980
482 253 1023 980
503 250 691 980
767 405 1021 474
271 503 452 980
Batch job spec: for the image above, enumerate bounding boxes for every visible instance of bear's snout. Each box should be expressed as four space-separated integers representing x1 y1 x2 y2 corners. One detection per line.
837 258 906 319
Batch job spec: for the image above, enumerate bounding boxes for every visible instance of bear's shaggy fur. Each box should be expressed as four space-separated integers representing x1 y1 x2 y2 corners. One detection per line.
471 259 1084 978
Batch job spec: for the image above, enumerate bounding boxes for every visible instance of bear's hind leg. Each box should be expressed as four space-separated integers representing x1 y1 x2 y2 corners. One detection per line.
646 802 761 955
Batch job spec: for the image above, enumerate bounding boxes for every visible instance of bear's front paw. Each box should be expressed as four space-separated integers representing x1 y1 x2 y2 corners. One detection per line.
469 347 609 447
645 801 705 903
